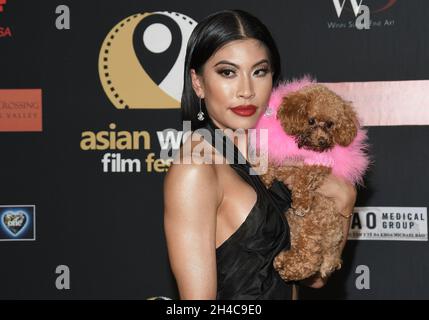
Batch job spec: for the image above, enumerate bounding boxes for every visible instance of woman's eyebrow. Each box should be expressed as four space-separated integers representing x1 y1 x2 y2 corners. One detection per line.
213 59 270 68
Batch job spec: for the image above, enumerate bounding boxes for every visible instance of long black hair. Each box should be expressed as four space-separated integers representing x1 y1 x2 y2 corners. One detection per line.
181 9 282 130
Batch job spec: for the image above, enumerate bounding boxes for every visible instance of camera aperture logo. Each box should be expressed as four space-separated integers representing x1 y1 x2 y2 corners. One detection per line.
0 205 36 241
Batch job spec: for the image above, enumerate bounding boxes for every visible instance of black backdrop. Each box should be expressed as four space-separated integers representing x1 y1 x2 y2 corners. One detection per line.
1 0 428 299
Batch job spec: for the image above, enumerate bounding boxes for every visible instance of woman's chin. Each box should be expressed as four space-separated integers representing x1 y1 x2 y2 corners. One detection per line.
229 118 260 130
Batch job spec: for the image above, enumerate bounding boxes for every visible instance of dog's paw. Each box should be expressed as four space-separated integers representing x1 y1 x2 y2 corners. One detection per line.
278 269 293 282
273 253 287 271
320 262 342 278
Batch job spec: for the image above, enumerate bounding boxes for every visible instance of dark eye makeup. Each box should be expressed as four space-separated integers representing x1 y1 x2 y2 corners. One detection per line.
215 64 271 78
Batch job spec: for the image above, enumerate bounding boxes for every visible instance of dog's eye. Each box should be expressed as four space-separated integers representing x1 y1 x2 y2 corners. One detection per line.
308 118 315 125
326 121 334 129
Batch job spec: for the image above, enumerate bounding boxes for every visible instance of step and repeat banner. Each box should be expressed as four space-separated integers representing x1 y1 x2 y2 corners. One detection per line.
1 0 428 299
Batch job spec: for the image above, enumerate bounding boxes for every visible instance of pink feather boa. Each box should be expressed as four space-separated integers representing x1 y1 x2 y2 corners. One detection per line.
253 76 370 186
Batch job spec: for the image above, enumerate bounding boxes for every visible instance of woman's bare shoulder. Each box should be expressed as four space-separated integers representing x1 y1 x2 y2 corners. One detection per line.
164 135 223 211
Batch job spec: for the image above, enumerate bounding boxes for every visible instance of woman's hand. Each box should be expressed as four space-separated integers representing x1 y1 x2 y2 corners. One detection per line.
316 173 357 218
300 273 328 289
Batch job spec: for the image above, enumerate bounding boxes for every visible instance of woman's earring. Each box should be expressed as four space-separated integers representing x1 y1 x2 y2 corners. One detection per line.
264 106 273 117
197 97 205 121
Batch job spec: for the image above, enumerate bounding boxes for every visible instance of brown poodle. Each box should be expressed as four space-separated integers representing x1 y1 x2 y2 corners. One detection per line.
261 84 359 281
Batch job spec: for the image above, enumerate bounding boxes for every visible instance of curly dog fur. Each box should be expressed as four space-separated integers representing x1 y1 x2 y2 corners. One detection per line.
260 83 365 281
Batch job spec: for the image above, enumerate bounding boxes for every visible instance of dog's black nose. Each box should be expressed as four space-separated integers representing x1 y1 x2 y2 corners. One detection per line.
319 138 327 147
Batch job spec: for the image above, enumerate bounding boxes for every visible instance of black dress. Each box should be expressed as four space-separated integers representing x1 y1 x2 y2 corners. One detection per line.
202 119 295 300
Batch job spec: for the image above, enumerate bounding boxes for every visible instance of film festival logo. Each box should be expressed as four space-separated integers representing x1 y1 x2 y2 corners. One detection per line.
0 0 12 38
81 11 197 174
329 0 397 30
0 205 36 241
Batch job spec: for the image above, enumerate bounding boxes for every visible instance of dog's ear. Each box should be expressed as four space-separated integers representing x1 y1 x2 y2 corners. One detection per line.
276 92 310 136
333 101 358 146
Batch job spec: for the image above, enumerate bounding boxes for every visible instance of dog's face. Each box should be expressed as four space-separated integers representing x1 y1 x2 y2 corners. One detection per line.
276 84 358 152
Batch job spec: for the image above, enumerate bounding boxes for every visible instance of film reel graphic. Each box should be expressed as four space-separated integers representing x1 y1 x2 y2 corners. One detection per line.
98 12 197 109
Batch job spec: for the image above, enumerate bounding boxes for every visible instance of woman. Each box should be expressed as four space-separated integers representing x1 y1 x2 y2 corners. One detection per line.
163 9 356 300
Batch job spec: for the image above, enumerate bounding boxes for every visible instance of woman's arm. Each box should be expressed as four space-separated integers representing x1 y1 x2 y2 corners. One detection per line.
163 160 222 299
300 174 357 288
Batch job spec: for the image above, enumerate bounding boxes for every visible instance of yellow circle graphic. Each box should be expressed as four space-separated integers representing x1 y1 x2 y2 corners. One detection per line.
98 12 197 109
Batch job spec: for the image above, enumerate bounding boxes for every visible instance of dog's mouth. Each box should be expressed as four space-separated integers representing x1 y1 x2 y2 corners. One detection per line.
296 135 333 152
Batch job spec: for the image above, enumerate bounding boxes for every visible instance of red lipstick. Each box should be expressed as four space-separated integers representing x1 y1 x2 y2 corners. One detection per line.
230 104 257 117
